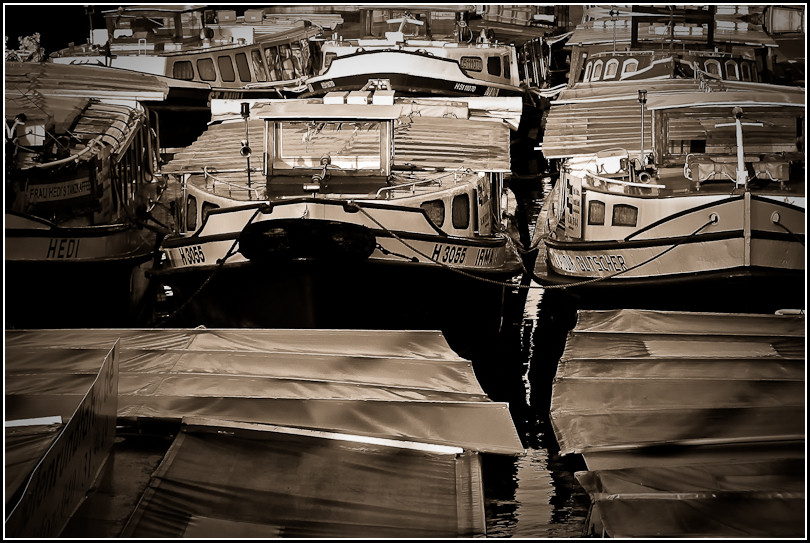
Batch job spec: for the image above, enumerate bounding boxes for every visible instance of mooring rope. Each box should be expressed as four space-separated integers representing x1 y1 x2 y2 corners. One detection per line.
531 217 718 289
773 221 805 247
155 205 723 326
351 204 527 288
155 207 263 326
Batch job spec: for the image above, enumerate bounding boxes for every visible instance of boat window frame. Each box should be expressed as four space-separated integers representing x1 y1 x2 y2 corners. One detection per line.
604 58 619 79
186 194 198 231
250 48 268 82
235 52 252 83
201 201 220 223
451 193 471 230
704 59 721 76
420 199 446 228
611 204 638 227
264 45 280 80
620 58 639 78
740 62 752 82
172 60 194 80
487 55 502 77
587 200 606 225
724 60 739 80
591 60 604 81
279 43 295 80
196 57 217 81
583 61 593 82
217 54 236 83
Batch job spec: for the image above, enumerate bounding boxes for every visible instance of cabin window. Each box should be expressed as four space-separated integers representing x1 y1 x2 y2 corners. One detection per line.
201 201 220 223
196 58 216 81
279 44 295 79
592 60 603 81
322 52 336 73
460 56 483 72
604 59 619 79
172 60 194 80
251 49 267 82
621 58 639 77
612 204 638 227
583 61 593 82
218 55 236 82
741 62 752 82
503 55 511 80
588 201 606 225
293 39 312 76
704 59 721 76
421 200 445 228
452 193 470 229
725 60 739 80
235 52 252 82
487 56 502 77
264 46 279 80
186 195 198 230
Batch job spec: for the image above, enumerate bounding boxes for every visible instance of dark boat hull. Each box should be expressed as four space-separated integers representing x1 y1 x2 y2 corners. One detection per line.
5 255 155 329
534 265 806 314
151 257 517 338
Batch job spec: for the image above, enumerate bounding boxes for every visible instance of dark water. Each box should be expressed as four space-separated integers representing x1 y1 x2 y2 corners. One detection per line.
449 177 593 538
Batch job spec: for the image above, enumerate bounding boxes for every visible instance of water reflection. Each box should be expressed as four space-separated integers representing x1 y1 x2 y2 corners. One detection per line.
462 177 591 537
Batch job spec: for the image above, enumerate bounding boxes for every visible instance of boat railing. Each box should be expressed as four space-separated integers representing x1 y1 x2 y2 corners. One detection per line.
583 169 666 190
203 167 263 198
375 177 441 198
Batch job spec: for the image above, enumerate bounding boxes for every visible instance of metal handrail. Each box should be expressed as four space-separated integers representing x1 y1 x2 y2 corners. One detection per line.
375 178 440 197
584 169 666 189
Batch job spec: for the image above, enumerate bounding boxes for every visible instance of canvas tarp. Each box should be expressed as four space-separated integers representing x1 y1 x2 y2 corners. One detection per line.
576 460 805 538
5 328 524 455
121 418 486 538
5 342 119 537
549 308 805 538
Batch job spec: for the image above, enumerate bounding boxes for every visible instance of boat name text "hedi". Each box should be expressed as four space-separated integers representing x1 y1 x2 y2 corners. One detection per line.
46 239 80 259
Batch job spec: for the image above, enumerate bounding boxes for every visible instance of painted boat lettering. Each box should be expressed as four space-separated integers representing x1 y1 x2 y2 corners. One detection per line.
475 247 495 266
46 238 80 259
552 251 627 274
320 80 335 89
27 179 92 203
431 243 467 264
454 83 477 93
178 245 206 265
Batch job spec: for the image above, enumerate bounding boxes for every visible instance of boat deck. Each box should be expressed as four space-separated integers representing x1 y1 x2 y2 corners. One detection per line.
550 308 805 537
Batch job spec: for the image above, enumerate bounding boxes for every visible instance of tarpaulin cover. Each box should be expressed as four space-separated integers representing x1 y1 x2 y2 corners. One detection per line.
122 418 485 538
4 342 119 537
5 329 523 455
549 308 805 538
551 309 804 455
576 459 805 537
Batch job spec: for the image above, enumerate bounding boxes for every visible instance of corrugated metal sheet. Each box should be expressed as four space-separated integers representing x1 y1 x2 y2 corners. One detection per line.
550 308 805 538
5 328 524 455
542 79 804 159
5 62 171 103
395 115 510 171
162 110 511 181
